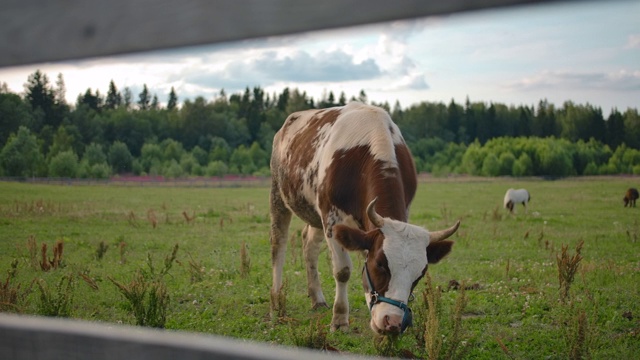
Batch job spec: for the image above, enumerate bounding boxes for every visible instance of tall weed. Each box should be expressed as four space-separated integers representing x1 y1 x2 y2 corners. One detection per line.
557 240 584 303
108 271 169 328
36 274 74 317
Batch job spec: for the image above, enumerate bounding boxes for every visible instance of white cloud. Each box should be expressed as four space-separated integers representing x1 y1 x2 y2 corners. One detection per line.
508 70 640 92
626 34 640 49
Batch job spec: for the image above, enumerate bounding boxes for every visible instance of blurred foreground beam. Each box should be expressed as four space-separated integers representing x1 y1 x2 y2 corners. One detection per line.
0 0 573 67
0 314 357 360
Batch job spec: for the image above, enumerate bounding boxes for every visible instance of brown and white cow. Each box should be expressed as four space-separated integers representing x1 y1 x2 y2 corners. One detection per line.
269 102 460 335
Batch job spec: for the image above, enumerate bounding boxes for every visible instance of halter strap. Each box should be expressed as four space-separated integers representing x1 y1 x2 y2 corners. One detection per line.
363 260 413 333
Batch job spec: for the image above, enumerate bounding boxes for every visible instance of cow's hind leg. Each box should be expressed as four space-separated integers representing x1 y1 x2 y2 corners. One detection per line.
303 225 328 309
269 182 292 318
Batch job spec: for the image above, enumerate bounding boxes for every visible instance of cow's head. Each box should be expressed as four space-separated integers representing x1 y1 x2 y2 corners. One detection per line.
333 198 459 335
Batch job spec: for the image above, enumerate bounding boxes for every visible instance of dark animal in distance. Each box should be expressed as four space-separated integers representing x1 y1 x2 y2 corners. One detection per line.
624 188 638 207
269 102 460 335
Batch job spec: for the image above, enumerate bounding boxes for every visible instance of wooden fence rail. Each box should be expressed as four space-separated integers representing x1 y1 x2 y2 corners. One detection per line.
0 0 567 67
0 314 360 360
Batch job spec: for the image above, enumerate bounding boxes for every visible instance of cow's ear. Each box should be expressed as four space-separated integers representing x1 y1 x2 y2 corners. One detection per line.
426 240 453 264
333 225 373 251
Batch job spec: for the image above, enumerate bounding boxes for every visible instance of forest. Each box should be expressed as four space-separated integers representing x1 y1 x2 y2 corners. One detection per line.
1 70 639 179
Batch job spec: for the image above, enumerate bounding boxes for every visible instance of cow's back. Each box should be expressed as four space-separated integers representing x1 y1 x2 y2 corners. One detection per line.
271 102 415 229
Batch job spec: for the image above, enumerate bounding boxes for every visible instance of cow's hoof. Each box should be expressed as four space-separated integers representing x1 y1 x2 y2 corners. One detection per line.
330 322 350 332
312 302 329 310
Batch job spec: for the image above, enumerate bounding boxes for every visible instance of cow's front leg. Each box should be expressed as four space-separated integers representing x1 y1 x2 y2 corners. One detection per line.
327 237 353 331
303 225 328 309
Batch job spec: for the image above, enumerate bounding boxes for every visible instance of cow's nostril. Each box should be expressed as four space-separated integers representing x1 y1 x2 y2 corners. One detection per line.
383 314 402 334
383 315 390 327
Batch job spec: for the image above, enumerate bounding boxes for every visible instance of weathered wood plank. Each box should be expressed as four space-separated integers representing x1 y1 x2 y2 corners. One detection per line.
0 0 564 67
0 314 353 360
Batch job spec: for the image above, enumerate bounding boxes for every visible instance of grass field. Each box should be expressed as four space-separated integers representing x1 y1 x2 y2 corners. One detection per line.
0 177 639 359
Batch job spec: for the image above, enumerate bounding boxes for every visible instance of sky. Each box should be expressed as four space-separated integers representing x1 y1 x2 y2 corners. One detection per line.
0 1 638 115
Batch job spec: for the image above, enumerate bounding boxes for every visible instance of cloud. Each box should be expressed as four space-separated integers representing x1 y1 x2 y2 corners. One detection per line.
249 50 382 82
405 74 429 90
177 48 383 92
626 34 640 49
508 70 640 92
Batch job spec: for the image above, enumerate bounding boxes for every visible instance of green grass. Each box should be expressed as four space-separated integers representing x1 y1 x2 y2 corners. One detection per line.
0 177 639 358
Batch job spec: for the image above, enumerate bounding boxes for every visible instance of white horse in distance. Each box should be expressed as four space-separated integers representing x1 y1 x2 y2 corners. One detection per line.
504 188 530 214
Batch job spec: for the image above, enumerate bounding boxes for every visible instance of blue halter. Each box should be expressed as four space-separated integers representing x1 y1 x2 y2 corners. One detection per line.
363 261 413 333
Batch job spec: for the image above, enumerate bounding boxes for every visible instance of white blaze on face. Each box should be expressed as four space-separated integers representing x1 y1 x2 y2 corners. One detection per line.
369 218 430 331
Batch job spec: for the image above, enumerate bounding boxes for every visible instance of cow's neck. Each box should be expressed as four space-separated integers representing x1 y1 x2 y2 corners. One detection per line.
364 174 409 229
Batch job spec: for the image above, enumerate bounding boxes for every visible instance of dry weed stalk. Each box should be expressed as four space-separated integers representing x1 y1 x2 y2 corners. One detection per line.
147 209 158 228
240 240 251 278
219 217 233 230
538 227 545 247
163 243 179 275
291 317 330 350
186 253 205 283
626 221 638 242
441 203 451 222
40 244 49 271
27 235 38 270
505 259 511 279
557 240 584 303
182 210 195 224
496 337 515 359
445 283 469 360
492 205 501 221
419 274 470 360
78 272 99 290
568 310 588 360
95 241 109 260
0 260 26 312
144 244 179 279
119 241 127 264
40 239 64 271
423 273 442 359
271 278 289 322
127 210 139 227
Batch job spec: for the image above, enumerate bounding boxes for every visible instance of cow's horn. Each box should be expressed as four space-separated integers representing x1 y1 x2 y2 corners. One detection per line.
366 197 384 228
429 220 461 243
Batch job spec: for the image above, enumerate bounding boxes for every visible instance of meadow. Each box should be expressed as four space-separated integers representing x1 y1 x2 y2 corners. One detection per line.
0 177 638 359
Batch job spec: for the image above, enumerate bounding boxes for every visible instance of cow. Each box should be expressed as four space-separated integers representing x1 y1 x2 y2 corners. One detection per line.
269 102 460 335
503 188 530 214
624 188 639 207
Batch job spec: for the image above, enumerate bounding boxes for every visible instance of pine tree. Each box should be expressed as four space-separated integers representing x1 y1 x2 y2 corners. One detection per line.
151 94 159 110
167 87 178 110
105 80 122 109
24 70 56 128
123 87 132 109
137 84 150 110
54 73 67 106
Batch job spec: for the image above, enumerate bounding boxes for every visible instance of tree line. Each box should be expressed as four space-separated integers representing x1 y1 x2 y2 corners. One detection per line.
1 70 639 179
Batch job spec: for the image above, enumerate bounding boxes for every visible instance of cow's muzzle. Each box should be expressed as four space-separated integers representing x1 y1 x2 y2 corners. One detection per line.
363 264 413 334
